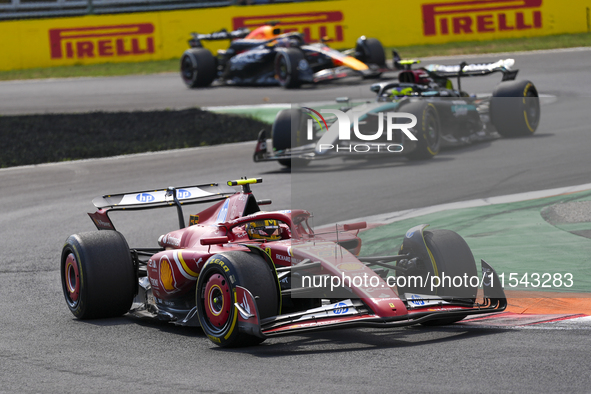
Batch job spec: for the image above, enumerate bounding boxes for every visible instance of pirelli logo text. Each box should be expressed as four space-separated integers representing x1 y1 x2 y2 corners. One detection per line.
233 11 344 43
49 23 155 60
422 0 542 36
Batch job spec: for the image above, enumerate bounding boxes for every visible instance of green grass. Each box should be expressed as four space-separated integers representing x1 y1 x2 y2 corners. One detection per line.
0 58 180 81
1 33 590 81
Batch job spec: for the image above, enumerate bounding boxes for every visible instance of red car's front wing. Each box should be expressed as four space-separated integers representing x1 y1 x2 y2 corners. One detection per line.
234 260 507 339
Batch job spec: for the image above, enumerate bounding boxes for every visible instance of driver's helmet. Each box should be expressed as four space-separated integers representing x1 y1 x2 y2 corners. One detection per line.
389 86 414 98
275 36 299 48
245 219 281 241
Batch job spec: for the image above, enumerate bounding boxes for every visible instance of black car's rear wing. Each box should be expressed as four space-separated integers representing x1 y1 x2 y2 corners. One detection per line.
423 59 518 81
89 183 236 231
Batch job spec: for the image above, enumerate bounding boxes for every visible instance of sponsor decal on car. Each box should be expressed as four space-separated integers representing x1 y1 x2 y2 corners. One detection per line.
158 256 180 293
136 193 156 203
216 199 230 223
405 293 452 308
177 189 192 199
49 23 156 60
332 302 349 315
422 0 542 37
275 253 291 263
161 234 181 247
233 11 344 43
409 294 426 306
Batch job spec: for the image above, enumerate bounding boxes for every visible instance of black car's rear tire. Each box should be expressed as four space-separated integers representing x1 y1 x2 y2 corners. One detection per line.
402 101 441 160
61 231 136 319
275 48 305 89
272 108 309 167
180 48 217 88
490 80 540 137
196 251 279 347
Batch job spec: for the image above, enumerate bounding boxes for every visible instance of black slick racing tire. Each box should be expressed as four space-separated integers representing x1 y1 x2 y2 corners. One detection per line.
402 101 441 160
490 80 540 137
60 231 136 319
180 48 216 88
272 108 309 168
356 37 386 67
275 48 305 89
420 229 478 326
196 251 279 347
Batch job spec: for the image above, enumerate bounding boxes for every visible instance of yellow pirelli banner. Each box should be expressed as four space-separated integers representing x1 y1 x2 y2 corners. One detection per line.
1 0 590 71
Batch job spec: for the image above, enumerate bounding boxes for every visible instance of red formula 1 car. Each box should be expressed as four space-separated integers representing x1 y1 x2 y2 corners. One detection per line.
61 178 506 347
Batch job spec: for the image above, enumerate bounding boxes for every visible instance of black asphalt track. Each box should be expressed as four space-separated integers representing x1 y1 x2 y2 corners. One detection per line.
1 48 590 393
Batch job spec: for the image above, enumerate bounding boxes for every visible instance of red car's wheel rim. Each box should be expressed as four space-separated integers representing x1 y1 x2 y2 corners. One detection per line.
64 253 80 304
204 273 231 328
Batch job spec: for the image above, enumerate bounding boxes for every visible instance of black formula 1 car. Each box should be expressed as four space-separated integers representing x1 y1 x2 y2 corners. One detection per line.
180 23 386 89
60 178 506 347
254 55 540 167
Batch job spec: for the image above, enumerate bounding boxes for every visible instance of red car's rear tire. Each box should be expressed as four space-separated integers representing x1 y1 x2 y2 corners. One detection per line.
60 231 136 319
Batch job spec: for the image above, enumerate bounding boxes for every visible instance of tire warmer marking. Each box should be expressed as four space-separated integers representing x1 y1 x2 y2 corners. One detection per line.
224 289 239 340
523 83 535 133
172 251 199 280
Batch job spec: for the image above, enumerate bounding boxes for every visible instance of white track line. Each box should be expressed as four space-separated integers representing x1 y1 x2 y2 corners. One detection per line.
349 182 591 225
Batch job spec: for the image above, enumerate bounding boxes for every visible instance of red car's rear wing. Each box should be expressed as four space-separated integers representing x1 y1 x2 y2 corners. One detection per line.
88 183 236 231
92 183 235 211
